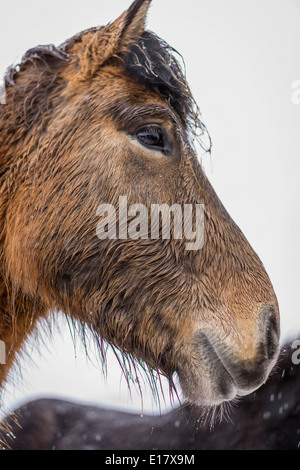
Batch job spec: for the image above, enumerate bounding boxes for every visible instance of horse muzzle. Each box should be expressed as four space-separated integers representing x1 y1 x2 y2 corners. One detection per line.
177 303 280 406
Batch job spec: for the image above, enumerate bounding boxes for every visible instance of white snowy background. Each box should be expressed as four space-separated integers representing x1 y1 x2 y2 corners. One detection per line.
0 0 299 417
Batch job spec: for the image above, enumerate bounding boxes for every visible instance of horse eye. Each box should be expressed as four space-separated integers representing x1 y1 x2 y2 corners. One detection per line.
134 125 170 155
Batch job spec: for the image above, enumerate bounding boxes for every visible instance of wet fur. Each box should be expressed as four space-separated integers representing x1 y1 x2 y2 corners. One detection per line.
0 0 279 413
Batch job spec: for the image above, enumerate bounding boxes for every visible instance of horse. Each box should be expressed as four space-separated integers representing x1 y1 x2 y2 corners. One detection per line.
1 343 298 450
0 0 280 416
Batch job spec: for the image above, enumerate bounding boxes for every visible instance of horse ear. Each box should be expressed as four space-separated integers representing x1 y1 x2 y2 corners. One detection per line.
118 0 152 52
76 0 152 79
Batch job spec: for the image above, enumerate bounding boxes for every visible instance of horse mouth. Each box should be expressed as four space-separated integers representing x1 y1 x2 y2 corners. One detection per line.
177 333 238 407
177 331 276 407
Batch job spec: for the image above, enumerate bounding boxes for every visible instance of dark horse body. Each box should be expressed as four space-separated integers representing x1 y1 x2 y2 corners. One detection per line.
0 0 280 419
1 345 299 450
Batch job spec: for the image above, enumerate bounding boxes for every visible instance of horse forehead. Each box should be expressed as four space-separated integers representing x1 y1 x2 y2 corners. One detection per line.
62 61 165 107
93 67 166 106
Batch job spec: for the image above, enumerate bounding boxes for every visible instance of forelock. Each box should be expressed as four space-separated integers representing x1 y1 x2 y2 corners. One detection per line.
124 31 211 152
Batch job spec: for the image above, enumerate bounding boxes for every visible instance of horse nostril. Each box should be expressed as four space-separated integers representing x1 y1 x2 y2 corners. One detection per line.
263 306 280 360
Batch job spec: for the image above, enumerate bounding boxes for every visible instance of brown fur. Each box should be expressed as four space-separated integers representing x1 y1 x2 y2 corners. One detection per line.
0 0 280 408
